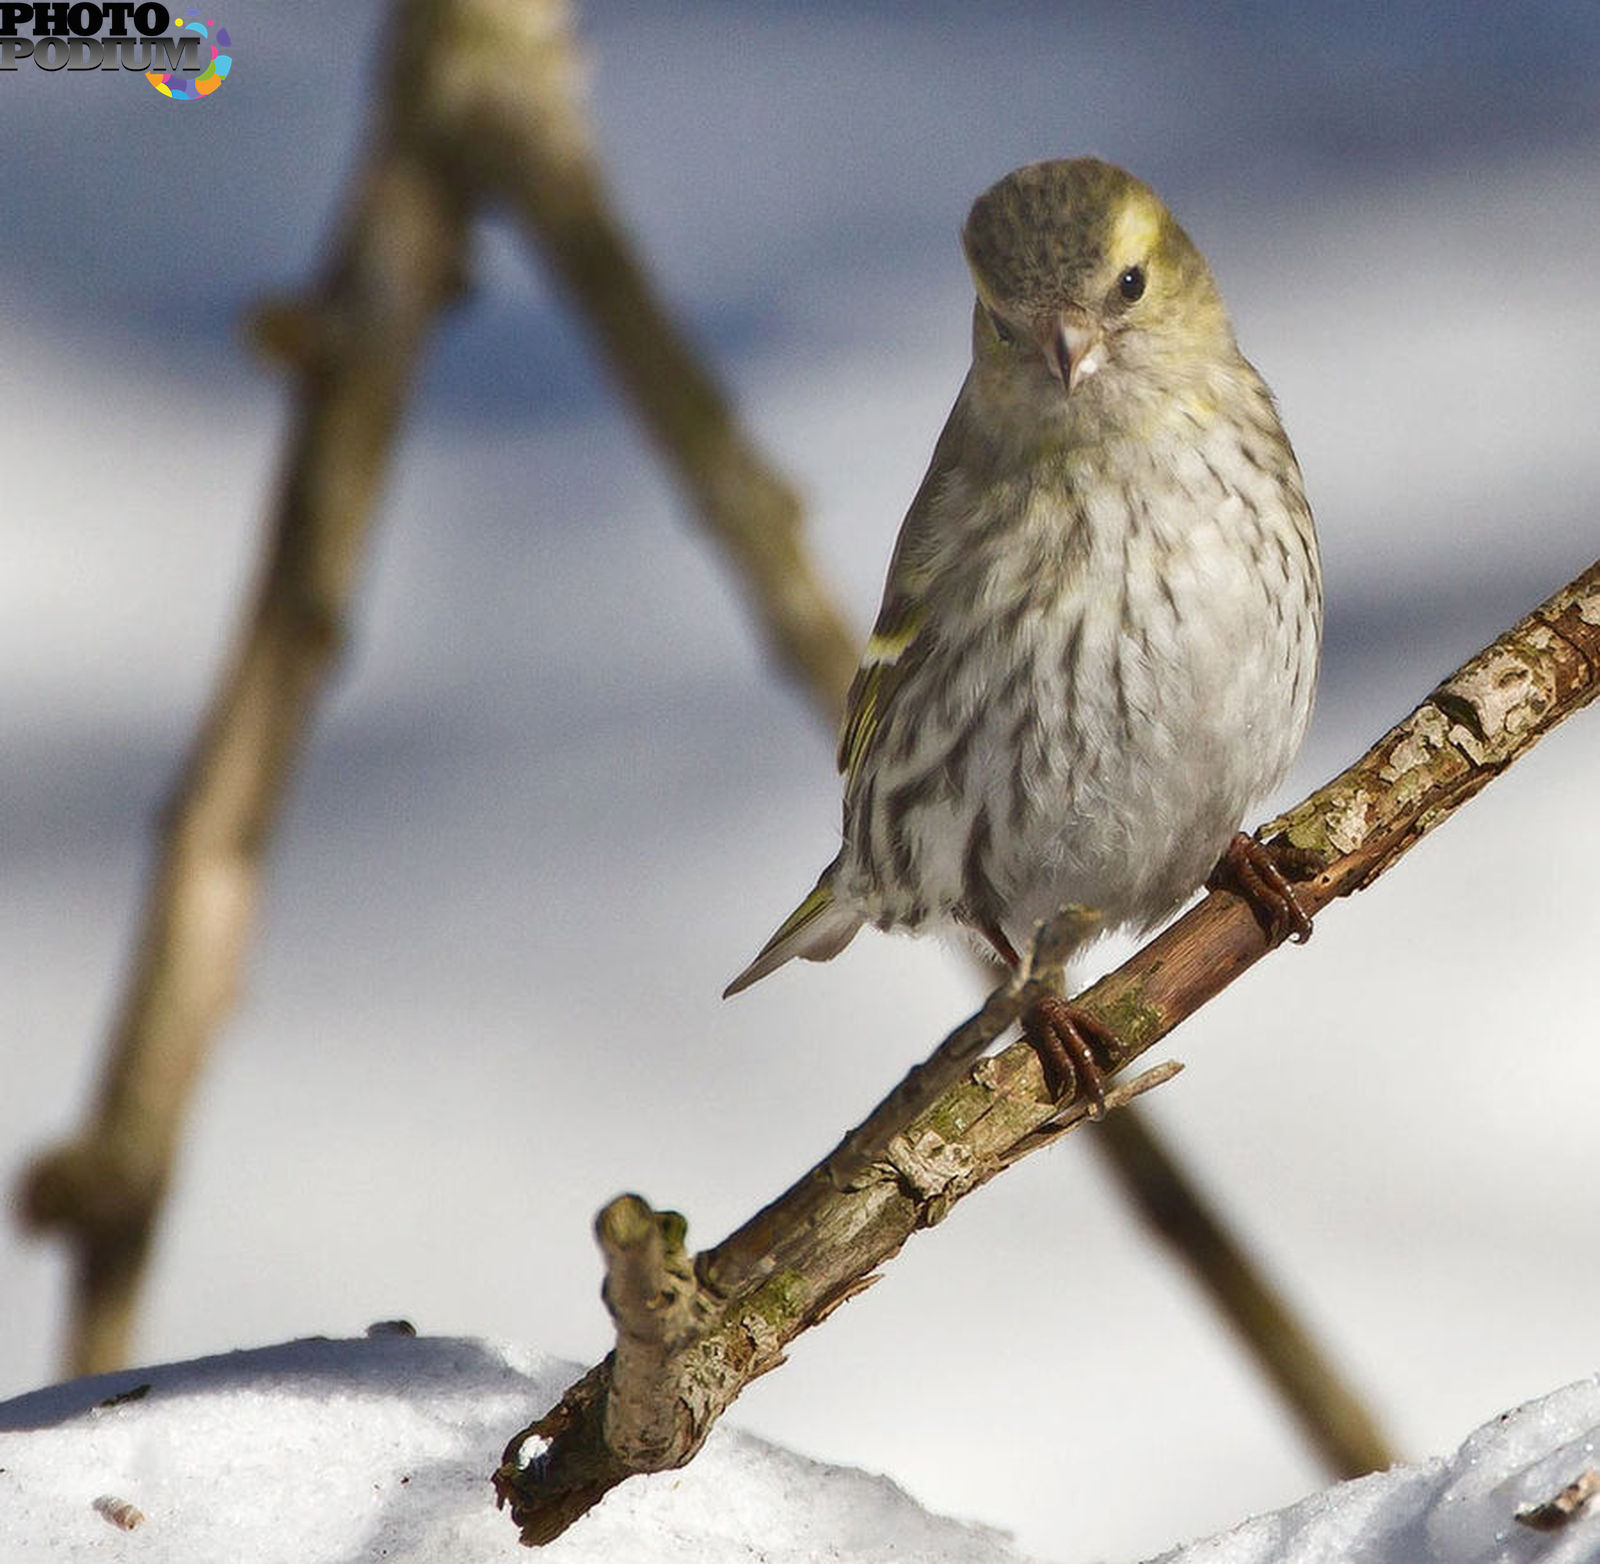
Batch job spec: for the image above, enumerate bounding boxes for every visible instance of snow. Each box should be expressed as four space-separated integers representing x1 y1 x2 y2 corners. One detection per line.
1160 1376 1600 1564
3 1337 1597 1564
0 1333 1036 1564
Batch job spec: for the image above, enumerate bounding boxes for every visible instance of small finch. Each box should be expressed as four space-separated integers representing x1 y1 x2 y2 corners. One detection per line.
726 158 1322 1101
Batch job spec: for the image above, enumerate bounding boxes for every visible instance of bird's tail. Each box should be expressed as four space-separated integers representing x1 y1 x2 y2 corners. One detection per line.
723 875 862 997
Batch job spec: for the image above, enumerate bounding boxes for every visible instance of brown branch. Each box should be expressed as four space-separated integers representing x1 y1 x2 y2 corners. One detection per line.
495 558 1600 1544
536 129 1406 1480
462 5 1392 1473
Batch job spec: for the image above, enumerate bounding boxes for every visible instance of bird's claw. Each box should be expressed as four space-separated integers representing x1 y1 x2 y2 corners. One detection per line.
1209 831 1316 945
1021 994 1118 1118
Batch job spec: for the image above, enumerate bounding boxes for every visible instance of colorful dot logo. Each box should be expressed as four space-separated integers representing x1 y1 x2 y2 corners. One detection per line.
147 15 230 100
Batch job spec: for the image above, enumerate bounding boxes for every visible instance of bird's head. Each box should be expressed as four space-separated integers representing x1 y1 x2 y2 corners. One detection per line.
961 158 1234 411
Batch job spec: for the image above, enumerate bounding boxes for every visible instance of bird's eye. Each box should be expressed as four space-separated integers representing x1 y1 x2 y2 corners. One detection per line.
1117 265 1147 303
987 309 1018 346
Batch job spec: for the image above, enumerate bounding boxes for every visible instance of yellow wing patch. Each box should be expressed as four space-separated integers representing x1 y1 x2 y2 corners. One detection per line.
838 605 923 783
863 621 921 663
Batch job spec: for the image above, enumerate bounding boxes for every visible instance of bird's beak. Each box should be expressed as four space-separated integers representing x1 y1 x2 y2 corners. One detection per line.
1041 308 1104 394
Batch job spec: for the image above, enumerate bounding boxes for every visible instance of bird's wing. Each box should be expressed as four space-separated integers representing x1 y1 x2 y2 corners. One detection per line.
836 385 973 787
837 595 926 785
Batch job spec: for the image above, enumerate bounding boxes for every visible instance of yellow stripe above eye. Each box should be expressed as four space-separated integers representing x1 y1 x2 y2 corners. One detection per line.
1109 193 1162 273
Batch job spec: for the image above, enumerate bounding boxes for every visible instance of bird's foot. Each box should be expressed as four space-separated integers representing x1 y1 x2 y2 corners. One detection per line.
1208 832 1317 946
1021 994 1118 1119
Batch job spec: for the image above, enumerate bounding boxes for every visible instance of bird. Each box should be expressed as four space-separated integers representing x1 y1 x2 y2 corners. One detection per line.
725 157 1322 1107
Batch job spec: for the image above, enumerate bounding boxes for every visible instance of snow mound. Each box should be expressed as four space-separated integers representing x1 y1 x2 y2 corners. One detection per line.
0 1333 1038 1563
4 1336 1598 1563
1158 1373 1600 1564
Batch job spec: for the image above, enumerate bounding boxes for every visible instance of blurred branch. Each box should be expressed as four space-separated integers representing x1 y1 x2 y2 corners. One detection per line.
421 0 858 700
14 0 853 1377
18 15 472 1375
1094 1108 1390 1477
495 560 1600 1544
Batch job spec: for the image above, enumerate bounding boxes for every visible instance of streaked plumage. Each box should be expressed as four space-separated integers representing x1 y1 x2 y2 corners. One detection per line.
727 158 1321 999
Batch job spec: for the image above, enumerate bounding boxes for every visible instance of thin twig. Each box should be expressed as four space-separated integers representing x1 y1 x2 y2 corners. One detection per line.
494 559 1600 1545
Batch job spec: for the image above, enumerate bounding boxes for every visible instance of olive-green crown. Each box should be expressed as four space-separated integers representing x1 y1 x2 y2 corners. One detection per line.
962 157 1197 315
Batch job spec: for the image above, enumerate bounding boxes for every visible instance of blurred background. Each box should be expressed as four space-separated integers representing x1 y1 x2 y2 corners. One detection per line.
3 3 1598 1559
